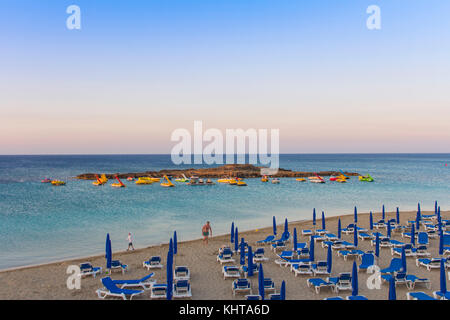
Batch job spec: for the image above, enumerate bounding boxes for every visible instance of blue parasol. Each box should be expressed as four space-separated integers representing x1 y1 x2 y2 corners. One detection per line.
387 221 391 238
273 216 277 236
240 238 245 265
351 261 358 297
401 246 407 273
354 224 358 247
166 238 173 300
369 211 373 230
354 206 357 223
396 207 400 224
375 232 380 258
293 228 298 251
439 229 444 256
388 276 396 300
411 224 415 246
284 218 288 234
338 218 342 239
322 211 326 230
105 233 112 271
234 227 239 252
313 209 316 227
440 258 447 294
258 263 265 300
173 231 178 255
309 236 315 261
231 222 234 243
327 245 332 274
247 246 254 277
382 205 385 220
280 280 286 300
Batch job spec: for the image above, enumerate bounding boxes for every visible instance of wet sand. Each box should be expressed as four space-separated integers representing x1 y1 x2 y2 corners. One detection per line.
0 210 446 300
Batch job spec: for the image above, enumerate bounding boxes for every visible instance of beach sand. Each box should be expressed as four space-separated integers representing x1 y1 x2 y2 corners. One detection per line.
0 210 447 300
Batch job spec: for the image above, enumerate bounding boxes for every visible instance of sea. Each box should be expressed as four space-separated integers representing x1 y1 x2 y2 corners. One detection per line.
0 154 448 270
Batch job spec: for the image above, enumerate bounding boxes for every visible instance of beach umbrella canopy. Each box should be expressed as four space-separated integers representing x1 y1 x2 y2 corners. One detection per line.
435 201 438 215
438 206 441 221
382 205 386 220
322 211 326 230
388 276 396 300
309 236 315 261
439 229 444 256
354 206 358 223
105 233 112 270
273 216 277 235
418 203 421 217
401 246 407 273
375 232 380 258
351 261 358 297
247 246 254 277
173 231 178 255
280 280 286 300
284 218 288 234
353 225 358 247
231 222 234 243
369 211 373 230
396 207 400 224
411 224 415 246
327 245 332 274
313 209 316 227
338 219 342 239
415 216 420 230
387 221 392 238
440 258 447 294
293 228 298 251
240 238 246 265
258 263 265 300
166 239 173 300
234 228 239 252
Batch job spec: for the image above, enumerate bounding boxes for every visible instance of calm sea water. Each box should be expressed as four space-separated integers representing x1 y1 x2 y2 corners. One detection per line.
0 154 449 270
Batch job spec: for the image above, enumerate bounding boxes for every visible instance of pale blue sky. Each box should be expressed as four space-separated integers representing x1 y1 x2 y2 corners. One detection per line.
1 1 449 154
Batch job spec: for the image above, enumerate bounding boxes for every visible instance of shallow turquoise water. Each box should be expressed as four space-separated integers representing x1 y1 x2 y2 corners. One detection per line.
0 154 449 269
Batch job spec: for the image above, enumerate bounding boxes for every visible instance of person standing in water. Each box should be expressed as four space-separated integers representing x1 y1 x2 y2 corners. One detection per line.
202 221 212 245
127 232 135 251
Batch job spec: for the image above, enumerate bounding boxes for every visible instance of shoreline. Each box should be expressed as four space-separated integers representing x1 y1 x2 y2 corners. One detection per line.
0 210 435 273
0 209 445 300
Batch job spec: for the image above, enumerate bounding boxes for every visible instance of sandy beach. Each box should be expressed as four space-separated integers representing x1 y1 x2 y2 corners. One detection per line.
0 210 447 300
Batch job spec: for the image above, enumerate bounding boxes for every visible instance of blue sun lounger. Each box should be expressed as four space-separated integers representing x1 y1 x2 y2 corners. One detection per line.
111 273 155 290
173 280 192 298
312 261 330 275
223 265 241 279
110 260 128 274
417 232 429 245
433 290 450 300
327 273 352 293
150 283 167 299
143 256 163 270
232 278 252 296
407 292 436 300
307 278 335 294
291 263 313 276
246 294 262 300
380 258 403 274
381 272 407 287
324 296 344 300
337 249 364 261
79 262 102 278
358 232 374 241
96 277 144 300
405 275 431 290
346 295 368 300
359 253 375 272
256 235 275 245
416 258 442 271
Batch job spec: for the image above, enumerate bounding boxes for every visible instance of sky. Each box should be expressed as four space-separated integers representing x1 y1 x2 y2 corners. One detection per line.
0 0 449 154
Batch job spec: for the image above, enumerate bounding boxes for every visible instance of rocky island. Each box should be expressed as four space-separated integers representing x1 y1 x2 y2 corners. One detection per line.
75 164 359 180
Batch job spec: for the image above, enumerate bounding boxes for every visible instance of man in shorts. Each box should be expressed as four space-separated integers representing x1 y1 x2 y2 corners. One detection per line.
202 221 212 245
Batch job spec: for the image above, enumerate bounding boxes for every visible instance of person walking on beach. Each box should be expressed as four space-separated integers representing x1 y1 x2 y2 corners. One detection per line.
202 221 212 245
127 232 135 251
